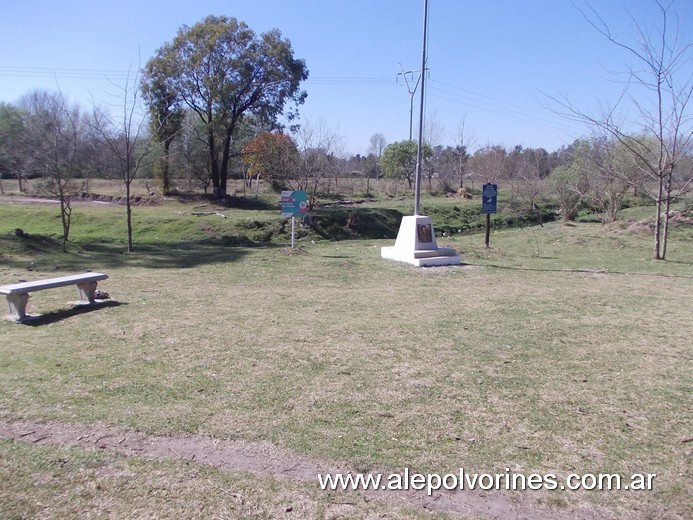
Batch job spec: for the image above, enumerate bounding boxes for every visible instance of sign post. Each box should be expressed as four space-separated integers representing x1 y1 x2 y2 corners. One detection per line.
481 183 498 249
281 190 308 248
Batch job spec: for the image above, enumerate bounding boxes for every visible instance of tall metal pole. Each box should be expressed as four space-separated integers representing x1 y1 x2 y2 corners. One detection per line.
413 0 428 216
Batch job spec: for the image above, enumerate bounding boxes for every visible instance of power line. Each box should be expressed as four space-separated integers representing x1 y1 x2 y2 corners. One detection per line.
0 65 133 80
0 66 396 86
306 76 394 85
426 79 583 135
0 64 583 142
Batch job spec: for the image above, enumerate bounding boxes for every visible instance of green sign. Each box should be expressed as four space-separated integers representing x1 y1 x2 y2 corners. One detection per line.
281 191 308 217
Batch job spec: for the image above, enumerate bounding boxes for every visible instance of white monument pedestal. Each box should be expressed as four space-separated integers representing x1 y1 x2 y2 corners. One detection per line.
381 215 461 267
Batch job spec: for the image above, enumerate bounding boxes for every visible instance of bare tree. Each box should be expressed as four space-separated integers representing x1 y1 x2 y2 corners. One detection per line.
423 110 445 148
369 133 387 158
451 118 476 189
293 118 343 209
92 70 154 252
516 147 549 213
553 1 692 259
468 145 507 187
429 146 460 193
366 133 387 196
19 90 87 251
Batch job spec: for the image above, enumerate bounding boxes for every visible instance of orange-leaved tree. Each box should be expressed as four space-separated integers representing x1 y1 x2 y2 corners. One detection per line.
241 132 299 191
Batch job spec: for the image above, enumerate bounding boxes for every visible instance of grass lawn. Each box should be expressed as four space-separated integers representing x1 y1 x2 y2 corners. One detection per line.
0 198 691 519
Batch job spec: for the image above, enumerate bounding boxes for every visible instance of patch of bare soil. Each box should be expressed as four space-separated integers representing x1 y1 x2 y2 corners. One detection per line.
0 418 611 519
616 211 693 234
0 193 162 207
317 198 377 207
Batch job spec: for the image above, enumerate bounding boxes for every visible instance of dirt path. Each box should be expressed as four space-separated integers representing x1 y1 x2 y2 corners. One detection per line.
0 418 609 519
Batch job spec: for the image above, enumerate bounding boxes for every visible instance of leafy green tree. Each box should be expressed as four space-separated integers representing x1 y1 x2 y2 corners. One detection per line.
141 52 184 194
548 164 582 221
380 140 431 190
144 15 308 199
577 137 635 222
0 103 28 192
174 110 213 193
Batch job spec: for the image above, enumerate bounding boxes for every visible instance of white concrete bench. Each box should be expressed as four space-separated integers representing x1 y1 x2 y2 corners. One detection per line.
0 272 108 321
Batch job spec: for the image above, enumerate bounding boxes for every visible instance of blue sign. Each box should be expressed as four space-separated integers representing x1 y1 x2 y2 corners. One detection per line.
281 191 308 217
481 184 497 214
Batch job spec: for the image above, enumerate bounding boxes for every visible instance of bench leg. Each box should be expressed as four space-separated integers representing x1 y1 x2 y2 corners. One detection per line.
76 281 98 304
6 293 29 320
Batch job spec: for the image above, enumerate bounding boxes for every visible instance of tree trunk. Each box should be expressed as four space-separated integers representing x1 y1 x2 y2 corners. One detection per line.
661 174 673 260
208 123 220 196
161 138 172 193
217 130 233 199
653 177 664 260
59 194 71 253
126 180 133 253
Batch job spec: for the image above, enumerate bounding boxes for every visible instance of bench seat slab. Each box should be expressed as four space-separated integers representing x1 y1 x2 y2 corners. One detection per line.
0 273 108 295
1 273 108 321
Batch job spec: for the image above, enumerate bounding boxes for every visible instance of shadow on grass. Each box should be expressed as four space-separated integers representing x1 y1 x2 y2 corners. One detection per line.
0 236 285 272
481 263 693 279
165 192 279 211
219 195 279 211
664 259 693 266
21 300 125 326
310 207 403 240
79 239 287 269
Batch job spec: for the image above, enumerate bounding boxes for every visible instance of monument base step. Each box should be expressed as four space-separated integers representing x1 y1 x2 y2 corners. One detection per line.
381 246 461 267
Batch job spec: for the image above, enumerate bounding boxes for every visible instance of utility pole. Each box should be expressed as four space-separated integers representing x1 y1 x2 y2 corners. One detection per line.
380 0 460 266
396 64 422 141
413 0 429 217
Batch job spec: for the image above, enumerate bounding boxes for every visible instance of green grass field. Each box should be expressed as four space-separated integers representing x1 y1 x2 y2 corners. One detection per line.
0 195 691 519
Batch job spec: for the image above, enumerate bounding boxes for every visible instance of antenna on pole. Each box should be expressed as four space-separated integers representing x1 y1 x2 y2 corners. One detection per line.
413 0 429 216
396 64 422 141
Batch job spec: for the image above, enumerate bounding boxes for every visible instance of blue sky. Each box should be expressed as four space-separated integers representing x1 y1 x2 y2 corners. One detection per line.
1 0 690 155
